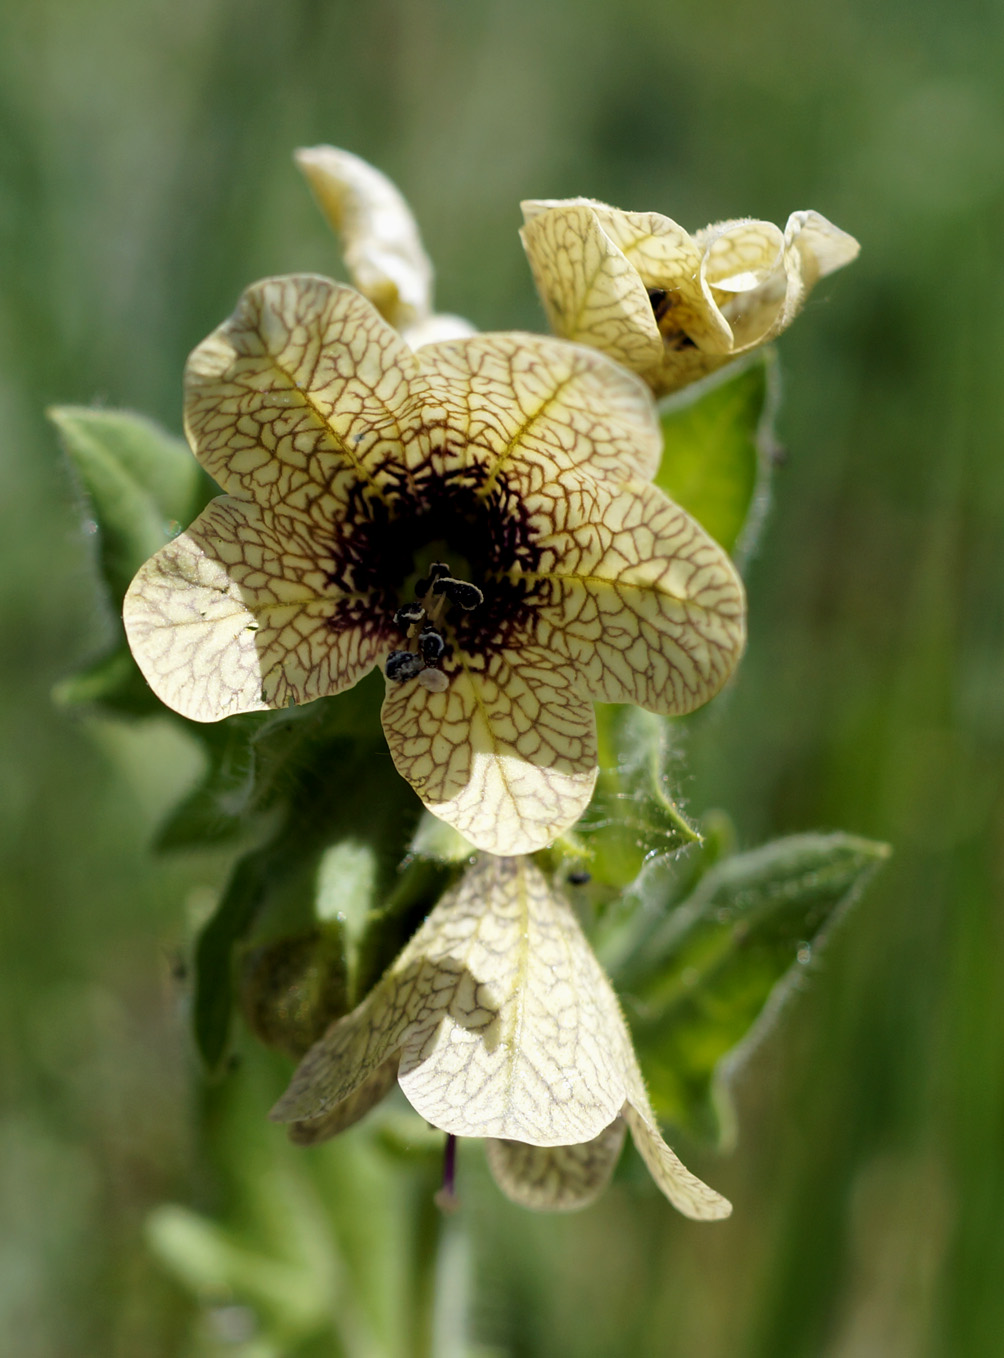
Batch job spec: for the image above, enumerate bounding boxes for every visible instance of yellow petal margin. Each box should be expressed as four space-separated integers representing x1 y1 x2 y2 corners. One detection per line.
380 650 598 856
123 497 383 721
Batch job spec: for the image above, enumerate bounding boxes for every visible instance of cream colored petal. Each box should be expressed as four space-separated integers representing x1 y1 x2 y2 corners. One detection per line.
400 312 478 350
519 204 665 380
587 206 731 354
275 855 730 1216
395 856 627 1142
381 648 597 856
295 145 433 329
417 328 662 492
184 275 427 514
276 856 629 1144
271 942 433 1127
784 210 860 285
528 476 746 713
123 497 384 721
486 1118 627 1216
698 218 786 295
622 1104 732 1221
485 1119 626 1212
288 1057 400 1146
520 195 602 223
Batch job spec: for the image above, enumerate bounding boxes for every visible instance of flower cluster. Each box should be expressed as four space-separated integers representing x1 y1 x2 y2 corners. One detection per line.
123 169 748 857
123 147 857 1214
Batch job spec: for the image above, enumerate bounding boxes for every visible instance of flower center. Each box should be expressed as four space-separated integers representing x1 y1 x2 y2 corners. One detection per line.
323 465 543 683
385 561 485 692
647 287 697 350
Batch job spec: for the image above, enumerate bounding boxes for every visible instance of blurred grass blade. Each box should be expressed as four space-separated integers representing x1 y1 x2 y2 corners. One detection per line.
655 353 776 559
622 832 890 1143
52 641 163 717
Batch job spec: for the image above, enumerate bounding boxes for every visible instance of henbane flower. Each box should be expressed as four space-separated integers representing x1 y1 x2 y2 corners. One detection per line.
520 198 859 396
271 854 731 1218
123 274 745 854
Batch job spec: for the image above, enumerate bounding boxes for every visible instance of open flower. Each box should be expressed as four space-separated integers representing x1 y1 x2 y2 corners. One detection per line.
270 854 731 1218
123 274 744 854
296 144 476 349
521 198 859 396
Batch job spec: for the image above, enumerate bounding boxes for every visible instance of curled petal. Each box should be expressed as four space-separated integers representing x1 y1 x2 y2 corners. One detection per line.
519 203 665 378
381 649 598 856
521 198 858 396
184 275 427 512
622 1102 732 1222
417 330 662 490
123 497 384 721
530 477 746 713
288 1058 400 1145
295 145 434 329
485 1119 626 1212
785 209 861 282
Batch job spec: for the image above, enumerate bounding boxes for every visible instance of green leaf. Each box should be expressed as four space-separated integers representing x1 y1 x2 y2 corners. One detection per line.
154 714 265 849
574 705 701 890
50 406 203 604
192 692 427 1069
52 641 164 718
621 832 890 1144
655 353 776 558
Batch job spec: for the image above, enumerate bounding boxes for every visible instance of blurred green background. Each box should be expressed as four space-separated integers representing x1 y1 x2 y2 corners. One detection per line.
2 0 1002 1354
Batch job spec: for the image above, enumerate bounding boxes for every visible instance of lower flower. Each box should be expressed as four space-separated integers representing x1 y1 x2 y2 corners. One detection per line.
270 854 730 1218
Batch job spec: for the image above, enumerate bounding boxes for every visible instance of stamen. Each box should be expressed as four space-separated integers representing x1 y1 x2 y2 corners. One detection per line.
385 650 425 682
394 602 426 631
418 627 446 663
432 577 484 610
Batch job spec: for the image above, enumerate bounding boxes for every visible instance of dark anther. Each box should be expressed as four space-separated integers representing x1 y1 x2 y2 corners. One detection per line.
385 650 425 682
647 286 671 322
567 869 592 886
418 627 446 663
394 602 426 631
432 577 484 610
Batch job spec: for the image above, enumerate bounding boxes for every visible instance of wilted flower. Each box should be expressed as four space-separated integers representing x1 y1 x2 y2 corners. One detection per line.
520 198 859 396
270 855 731 1218
296 144 476 349
123 274 745 854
